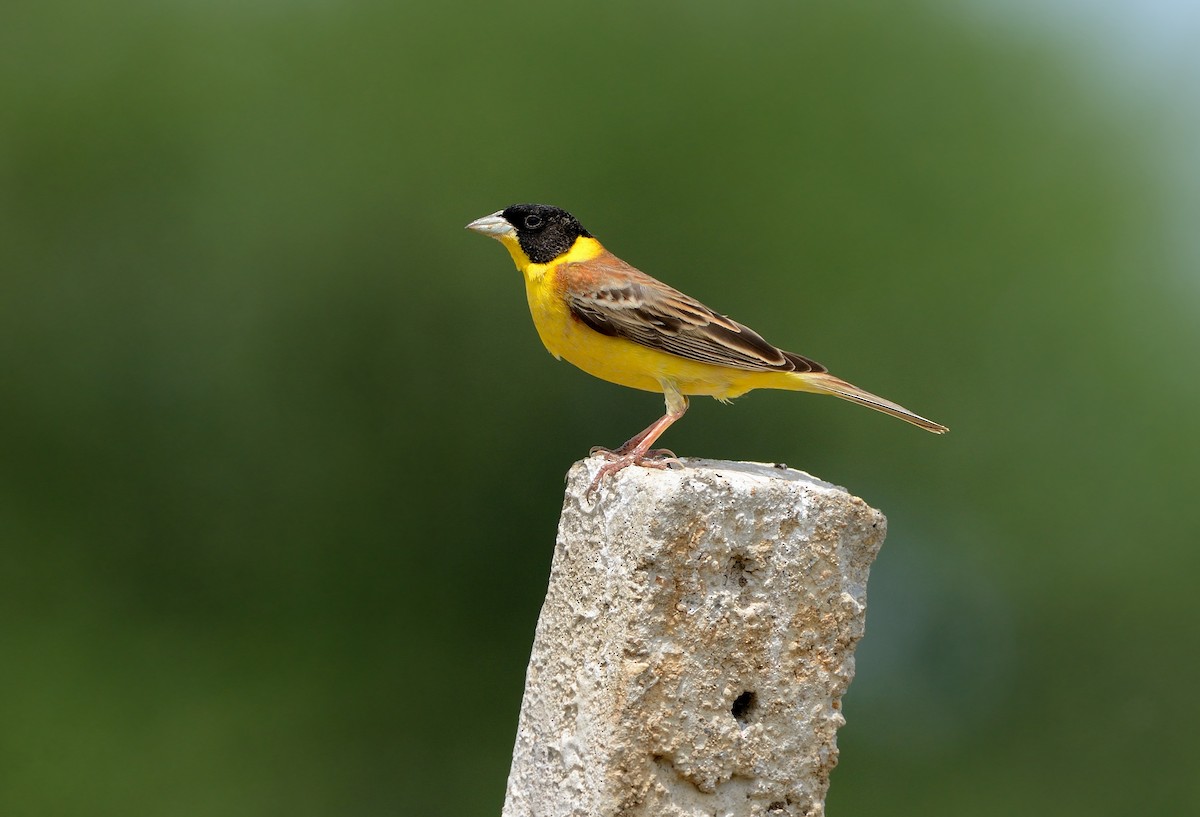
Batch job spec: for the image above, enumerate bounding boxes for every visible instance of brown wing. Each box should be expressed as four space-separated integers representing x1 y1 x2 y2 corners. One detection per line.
559 251 826 374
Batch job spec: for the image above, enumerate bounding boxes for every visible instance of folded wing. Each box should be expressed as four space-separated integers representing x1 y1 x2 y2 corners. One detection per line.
560 252 826 374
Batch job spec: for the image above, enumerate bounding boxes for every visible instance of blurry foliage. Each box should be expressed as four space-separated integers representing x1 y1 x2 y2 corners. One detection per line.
1 0 1197 814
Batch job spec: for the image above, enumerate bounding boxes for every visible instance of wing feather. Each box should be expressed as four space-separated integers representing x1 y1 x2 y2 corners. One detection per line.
560 252 826 374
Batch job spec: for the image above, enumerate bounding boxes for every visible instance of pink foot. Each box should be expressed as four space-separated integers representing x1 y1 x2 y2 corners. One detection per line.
586 449 682 497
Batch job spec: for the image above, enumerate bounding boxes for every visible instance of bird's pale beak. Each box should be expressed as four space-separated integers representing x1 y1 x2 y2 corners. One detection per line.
465 211 516 239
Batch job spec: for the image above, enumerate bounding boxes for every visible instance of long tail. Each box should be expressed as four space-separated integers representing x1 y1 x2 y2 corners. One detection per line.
796 372 948 434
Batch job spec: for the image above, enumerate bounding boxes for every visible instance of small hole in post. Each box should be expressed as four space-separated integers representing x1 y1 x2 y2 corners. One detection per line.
727 555 749 587
731 690 756 724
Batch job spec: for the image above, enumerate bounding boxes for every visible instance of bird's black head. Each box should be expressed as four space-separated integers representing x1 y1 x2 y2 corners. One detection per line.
502 204 592 264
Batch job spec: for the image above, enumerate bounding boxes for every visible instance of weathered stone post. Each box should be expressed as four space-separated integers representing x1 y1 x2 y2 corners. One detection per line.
501 458 887 817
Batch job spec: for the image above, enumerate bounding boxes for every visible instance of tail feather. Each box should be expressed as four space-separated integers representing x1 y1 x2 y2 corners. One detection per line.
799 373 948 434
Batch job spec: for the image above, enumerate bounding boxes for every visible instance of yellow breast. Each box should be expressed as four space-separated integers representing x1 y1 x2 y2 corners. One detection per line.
518 239 657 392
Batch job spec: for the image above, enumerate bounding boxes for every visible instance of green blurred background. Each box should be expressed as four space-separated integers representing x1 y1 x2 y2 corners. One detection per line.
3 0 1197 813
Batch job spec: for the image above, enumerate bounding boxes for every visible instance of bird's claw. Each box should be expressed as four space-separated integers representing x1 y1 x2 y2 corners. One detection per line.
585 449 683 498
590 445 678 462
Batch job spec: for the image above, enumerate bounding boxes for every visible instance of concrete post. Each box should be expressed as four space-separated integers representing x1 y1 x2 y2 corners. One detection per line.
501 457 887 817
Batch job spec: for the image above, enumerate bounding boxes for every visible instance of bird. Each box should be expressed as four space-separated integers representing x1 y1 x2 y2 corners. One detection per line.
466 203 947 494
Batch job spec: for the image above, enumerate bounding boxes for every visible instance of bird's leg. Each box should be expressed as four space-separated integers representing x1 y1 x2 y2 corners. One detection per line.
589 423 664 458
589 413 681 462
587 385 688 496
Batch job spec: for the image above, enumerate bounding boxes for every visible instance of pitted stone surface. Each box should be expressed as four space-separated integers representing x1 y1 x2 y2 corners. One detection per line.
501 458 887 817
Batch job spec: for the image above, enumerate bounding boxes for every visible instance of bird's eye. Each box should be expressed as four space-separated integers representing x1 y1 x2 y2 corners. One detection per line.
524 214 543 229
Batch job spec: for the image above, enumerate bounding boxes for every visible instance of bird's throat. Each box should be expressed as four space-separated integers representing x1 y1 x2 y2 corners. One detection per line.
513 236 606 284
